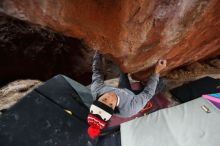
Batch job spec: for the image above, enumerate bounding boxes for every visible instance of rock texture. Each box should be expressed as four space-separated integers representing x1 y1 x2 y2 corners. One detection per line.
1 0 220 80
0 13 93 86
0 80 41 111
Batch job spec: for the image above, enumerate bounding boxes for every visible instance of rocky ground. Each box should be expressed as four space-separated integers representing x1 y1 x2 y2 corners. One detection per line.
0 80 41 112
165 57 220 89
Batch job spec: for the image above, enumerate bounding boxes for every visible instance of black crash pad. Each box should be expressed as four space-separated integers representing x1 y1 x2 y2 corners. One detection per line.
170 76 220 103
0 75 121 146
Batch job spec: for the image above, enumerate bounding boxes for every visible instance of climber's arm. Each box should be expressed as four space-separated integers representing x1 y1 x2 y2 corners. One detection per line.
127 60 167 116
90 51 105 98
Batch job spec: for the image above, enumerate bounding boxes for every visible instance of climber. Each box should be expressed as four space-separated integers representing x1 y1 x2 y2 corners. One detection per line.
87 51 167 139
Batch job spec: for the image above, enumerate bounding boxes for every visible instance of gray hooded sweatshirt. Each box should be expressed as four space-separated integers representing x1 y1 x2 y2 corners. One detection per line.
91 53 159 117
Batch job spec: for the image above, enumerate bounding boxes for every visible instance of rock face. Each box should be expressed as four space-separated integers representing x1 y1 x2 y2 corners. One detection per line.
0 13 93 86
1 0 220 80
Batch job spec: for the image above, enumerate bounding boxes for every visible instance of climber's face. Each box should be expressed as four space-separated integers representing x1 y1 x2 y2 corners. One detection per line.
98 92 118 110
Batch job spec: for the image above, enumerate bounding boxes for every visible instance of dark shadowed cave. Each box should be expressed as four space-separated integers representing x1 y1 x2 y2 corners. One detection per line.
0 13 94 86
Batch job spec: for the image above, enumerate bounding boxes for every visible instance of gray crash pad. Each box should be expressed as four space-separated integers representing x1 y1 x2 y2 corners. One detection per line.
121 98 220 146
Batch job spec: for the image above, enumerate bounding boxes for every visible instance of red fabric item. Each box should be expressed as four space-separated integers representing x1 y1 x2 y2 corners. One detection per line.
88 126 101 139
87 114 106 139
140 101 153 113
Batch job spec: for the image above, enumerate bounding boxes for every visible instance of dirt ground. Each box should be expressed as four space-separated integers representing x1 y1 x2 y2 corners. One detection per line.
0 80 41 112
165 57 220 88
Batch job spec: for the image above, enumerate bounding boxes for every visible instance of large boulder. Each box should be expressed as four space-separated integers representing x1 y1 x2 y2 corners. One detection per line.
1 0 220 80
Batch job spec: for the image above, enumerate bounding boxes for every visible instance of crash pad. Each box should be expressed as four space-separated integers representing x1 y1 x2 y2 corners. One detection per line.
203 94 220 103
208 93 220 98
121 98 220 146
202 93 220 109
0 74 121 146
170 76 220 102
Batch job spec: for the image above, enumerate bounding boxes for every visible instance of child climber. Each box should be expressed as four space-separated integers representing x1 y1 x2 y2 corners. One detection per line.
87 51 167 139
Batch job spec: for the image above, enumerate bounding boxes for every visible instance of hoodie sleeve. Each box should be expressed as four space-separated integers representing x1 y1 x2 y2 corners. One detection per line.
90 52 105 98
127 73 159 116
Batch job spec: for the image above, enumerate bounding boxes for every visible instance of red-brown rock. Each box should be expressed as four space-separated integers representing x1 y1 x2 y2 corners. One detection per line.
1 0 220 80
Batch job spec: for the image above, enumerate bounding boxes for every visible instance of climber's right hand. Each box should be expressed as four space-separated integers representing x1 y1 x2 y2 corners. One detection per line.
154 59 167 74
